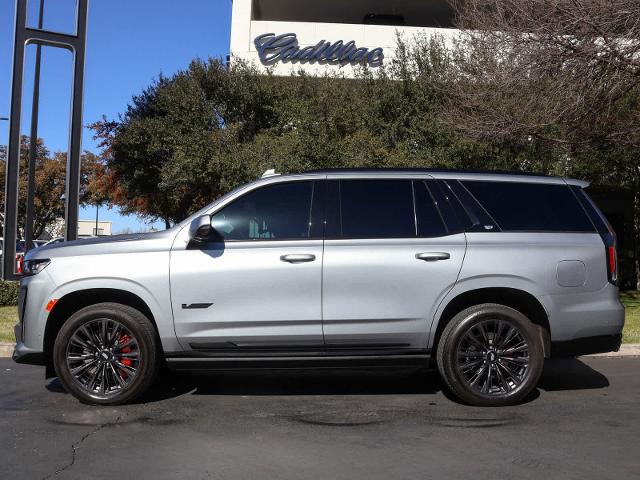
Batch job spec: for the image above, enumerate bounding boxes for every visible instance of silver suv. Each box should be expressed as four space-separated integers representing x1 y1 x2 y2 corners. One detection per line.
13 169 624 406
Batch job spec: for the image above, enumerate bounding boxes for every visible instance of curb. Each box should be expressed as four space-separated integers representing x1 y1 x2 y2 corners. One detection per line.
0 343 13 358
1 342 639 359
585 344 640 358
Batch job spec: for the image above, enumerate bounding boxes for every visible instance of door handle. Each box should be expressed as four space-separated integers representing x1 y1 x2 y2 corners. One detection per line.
280 254 316 264
416 252 450 262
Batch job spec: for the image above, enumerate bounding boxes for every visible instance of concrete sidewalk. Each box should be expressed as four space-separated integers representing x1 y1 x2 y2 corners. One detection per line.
2 342 639 358
0 343 12 358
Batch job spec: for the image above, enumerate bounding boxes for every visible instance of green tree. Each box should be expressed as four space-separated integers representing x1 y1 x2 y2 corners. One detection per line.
0 136 105 239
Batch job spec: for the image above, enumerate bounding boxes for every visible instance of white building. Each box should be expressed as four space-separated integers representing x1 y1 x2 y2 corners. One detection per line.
230 0 458 77
78 220 112 237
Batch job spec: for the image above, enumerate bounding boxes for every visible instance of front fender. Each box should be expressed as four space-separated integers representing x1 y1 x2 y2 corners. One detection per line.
47 277 181 352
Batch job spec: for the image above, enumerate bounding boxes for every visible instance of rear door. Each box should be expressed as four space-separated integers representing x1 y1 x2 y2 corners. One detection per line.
321 177 467 352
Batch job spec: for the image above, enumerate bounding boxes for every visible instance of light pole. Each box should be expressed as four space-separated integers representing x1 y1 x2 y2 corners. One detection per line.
95 203 99 236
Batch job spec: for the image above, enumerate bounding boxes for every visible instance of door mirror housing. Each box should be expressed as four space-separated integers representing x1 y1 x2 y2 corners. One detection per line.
189 215 214 243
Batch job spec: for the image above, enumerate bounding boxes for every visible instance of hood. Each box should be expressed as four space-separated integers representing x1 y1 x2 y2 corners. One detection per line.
27 229 178 260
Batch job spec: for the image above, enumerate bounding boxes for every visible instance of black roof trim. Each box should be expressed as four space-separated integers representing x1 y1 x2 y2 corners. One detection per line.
303 168 551 177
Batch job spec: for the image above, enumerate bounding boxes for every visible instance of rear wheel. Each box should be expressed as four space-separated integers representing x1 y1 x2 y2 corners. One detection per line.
436 303 544 406
53 303 160 405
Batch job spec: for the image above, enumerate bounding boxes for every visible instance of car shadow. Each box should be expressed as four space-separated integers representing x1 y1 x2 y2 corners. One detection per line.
136 367 440 404
45 357 610 405
537 357 610 391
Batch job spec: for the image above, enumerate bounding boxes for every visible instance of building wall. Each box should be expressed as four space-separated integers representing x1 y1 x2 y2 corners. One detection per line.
230 0 458 77
78 220 112 237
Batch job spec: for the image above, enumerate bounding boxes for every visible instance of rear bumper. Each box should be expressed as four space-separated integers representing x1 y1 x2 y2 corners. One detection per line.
551 334 622 358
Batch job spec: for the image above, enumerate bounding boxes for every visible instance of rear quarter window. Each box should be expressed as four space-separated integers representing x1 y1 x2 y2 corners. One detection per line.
461 181 594 232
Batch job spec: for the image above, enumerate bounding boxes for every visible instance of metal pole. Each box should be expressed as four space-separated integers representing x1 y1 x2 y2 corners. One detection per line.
64 0 89 242
3 0 28 280
95 203 99 236
4 0 89 280
24 0 45 253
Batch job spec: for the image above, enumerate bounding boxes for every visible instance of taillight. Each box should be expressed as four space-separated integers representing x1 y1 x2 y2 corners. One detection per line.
16 255 23 275
607 243 618 284
602 231 618 285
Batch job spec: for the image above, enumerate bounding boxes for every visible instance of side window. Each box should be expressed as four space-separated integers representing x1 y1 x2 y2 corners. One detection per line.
444 180 498 232
211 181 314 241
413 181 447 237
462 181 595 232
339 180 415 238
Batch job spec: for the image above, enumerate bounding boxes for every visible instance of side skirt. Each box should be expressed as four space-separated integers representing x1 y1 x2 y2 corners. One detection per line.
165 352 431 372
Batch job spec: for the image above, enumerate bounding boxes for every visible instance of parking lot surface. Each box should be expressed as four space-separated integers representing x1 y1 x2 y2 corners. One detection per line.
1 357 638 479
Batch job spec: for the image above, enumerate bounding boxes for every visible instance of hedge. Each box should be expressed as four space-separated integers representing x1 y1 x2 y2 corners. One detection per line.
0 281 20 306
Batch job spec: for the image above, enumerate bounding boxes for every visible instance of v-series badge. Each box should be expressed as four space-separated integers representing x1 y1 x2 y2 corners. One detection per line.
181 303 214 310
254 33 384 67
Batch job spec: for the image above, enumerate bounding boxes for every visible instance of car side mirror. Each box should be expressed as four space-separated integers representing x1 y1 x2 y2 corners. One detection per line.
189 215 214 243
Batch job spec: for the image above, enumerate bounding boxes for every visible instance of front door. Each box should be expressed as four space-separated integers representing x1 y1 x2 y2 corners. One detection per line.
170 179 325 353
321 178 466 352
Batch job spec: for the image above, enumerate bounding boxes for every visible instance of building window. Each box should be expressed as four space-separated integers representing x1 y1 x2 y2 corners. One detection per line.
251 0 456 29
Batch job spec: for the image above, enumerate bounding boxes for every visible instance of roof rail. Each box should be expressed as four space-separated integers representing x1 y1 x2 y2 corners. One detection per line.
302 167 551 177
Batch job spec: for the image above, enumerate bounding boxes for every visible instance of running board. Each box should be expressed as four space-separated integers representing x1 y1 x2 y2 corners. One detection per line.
165 354 431 371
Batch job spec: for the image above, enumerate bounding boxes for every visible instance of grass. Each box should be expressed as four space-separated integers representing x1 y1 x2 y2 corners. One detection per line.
0 306 17 343
0 292 639 345
621 291 640 344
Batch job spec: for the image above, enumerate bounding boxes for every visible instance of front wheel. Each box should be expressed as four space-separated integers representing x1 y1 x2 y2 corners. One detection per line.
436 303 544 406
53 303 160 405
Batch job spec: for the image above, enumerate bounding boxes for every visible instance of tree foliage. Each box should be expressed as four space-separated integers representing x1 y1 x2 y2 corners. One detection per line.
0 136 104 239
90 55 532 225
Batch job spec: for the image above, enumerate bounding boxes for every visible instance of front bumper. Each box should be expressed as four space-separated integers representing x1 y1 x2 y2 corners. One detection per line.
12 340 46 366
551 334 623 357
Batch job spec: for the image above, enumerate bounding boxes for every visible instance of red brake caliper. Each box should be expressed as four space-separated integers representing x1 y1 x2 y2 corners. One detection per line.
117 334 133 376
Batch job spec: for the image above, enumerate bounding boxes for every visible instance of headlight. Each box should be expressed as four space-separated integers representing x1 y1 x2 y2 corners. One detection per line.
22 258 50 276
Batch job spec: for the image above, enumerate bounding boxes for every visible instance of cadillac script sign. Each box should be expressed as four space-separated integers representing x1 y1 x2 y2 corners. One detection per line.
254 33 384 67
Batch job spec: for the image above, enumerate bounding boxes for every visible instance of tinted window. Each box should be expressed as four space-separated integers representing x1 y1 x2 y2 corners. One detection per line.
445 180 498 232
462 181 594 232
340 180 415 238
414 181 447 237
571 186 610 235
430 180 465 233
211 181 314 241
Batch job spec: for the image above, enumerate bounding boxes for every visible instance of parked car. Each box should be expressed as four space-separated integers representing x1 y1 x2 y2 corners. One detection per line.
13 169 624 406
0 239 46 273
0 238 27 257
42 237 64 247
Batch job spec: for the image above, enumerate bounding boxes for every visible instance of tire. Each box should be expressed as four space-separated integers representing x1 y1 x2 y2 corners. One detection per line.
436 303 544 407
53 302 160 405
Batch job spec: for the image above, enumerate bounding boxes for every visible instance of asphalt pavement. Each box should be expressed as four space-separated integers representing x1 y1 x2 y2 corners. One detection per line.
1 357 638 480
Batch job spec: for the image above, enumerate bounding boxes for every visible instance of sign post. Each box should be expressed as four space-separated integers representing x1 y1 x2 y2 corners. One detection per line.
3 0 89 280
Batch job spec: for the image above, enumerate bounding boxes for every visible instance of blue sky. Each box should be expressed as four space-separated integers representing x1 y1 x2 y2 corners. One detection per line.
1 0 232 233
